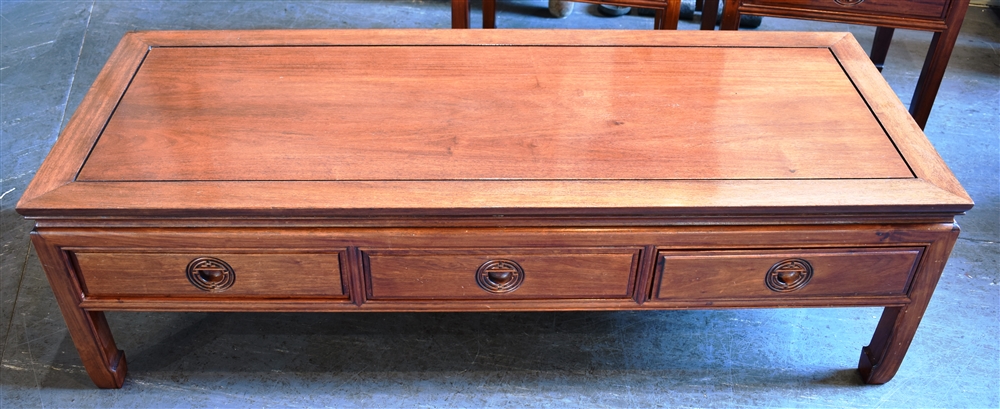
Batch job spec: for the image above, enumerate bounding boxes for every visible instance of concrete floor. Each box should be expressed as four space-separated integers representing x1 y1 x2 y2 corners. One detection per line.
1 1 997 407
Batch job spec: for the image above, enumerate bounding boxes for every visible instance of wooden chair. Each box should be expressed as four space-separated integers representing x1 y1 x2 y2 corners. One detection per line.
456 0 686 30
489 0 682 29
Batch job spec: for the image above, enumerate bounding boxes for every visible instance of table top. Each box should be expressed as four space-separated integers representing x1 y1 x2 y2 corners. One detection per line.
17 30 972 218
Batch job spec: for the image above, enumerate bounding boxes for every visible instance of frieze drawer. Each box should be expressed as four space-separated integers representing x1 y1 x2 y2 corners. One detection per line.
654 248 923 301
364 248 641 300
73 252 346 298
742 0 949 19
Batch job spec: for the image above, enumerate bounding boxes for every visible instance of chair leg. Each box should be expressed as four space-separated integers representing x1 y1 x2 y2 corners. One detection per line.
719 0 740 30
909 19 966 129
700 0 719 30
484 0 497 28
654 0 681 30
870 27 894 72
451 0 470 28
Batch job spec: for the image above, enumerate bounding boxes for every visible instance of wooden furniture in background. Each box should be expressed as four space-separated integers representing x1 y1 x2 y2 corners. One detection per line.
720 0 971 129
452 0 471 28
452 0 717 30
481 0 683 29
17 30 972 389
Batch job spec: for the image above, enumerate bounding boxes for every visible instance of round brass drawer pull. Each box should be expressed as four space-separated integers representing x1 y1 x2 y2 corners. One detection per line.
476 259 525 294
765 258 813 292
186 257 235 292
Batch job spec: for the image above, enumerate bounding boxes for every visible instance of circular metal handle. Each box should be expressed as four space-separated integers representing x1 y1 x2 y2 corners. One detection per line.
833 0 864 6
765 259 813 292
187 257 235 292
476 259 525 294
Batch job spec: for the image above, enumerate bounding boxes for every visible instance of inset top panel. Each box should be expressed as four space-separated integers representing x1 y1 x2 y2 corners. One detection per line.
77 45 911 182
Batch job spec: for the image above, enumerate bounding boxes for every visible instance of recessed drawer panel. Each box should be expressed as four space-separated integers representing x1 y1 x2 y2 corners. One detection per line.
743 0 948 19
365 248 640 300
74 252 345 297
655 248 922 300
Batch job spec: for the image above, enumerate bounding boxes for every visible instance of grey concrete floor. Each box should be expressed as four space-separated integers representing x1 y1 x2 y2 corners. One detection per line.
1 1 997 407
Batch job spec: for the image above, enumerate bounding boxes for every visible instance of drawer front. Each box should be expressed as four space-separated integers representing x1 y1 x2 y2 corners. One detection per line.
742 0 949 19
74 252 345 297
655 248 921 300
365 248 640 300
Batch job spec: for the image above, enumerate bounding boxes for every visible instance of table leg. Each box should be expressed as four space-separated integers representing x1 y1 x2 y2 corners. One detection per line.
452 0 471 29
870 27 894 73
31 233 127 389
858 225 959 384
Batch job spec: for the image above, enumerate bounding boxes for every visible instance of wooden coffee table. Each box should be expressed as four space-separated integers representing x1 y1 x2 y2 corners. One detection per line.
17 30 972 389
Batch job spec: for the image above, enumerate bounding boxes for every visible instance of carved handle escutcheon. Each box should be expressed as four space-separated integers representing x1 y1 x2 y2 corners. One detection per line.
765 259 813 292
833 0 864 6
476 259 525 294
187 257 236 292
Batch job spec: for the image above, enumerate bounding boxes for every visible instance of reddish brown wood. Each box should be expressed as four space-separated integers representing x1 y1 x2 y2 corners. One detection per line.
655 248 921 300
481 0 685 30
344 248 366 306
364 249 639 300
663 0 683 29
827 34 967 200
909 0 969 129
16 33 149 207
30 233 127 389
128 29 851 47
483 0 496 28
17 31 971 219
73 252 344 297
720 0 971 128
722 2 950 30
76 46 908 183
859 224 959 384
451 0 470 28
870 27 895 72
32 223 957 257
701 0 720 30
736 0 949 20
634 245 658 304
35 222 953 313
18 179 974 219
15 31 972 388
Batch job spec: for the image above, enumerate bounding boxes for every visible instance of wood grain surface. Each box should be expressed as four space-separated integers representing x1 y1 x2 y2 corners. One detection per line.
655 248 921 300
365 249 639 300
78 45 907 181
741 0 949 20
16 30 972 218
74 252 345 297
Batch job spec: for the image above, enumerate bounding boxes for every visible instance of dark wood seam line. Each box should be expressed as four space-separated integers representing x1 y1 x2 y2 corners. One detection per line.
825 45 918 179
73 45 152 182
